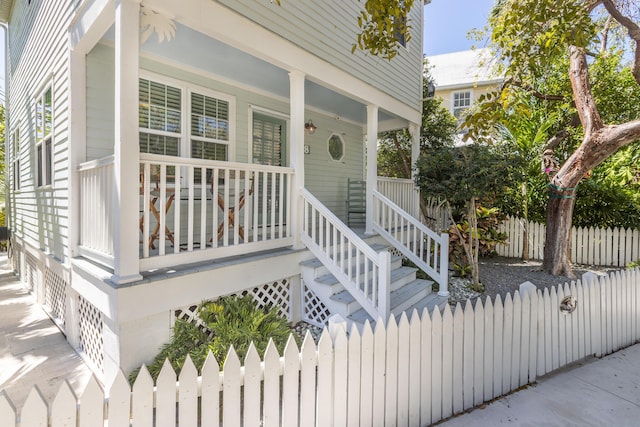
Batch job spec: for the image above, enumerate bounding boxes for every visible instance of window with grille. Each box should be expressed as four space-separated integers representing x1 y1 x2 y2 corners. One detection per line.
12 127 20 191
138 76 233 183
35 86 53 187
452 91 472 119
191 92 229 182
139 78 182 156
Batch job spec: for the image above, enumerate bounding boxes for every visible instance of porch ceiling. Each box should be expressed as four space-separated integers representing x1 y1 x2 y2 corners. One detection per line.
106 22 397 126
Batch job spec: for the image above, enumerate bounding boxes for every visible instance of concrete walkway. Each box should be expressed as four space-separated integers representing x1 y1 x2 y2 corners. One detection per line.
437 343 640 426
0 254 93 409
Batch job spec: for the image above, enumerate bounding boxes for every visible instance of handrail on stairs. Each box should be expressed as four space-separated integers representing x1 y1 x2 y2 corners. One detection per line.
300 188 390 321
372 190 450 297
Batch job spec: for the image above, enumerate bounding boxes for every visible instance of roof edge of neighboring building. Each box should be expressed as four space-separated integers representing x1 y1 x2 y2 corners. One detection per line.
435 78 504 92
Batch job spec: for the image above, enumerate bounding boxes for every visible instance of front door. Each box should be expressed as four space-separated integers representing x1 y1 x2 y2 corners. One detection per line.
252 113 287 228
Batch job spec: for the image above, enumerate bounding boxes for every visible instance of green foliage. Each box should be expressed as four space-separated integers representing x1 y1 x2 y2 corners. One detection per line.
377 66 457 178
415 144 523 213
464 14 640 230
352 0 415 60
628 260 640 269
490 0 596 82
198 296 293 362
129 295 294 382
448 206 507 282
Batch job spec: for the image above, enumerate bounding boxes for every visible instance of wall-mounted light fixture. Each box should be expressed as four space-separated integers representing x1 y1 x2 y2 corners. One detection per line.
305 119 317 134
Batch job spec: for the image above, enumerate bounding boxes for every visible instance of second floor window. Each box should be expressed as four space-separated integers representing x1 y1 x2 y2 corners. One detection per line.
12 128 20 191
36 86 53 187
452 91 471 120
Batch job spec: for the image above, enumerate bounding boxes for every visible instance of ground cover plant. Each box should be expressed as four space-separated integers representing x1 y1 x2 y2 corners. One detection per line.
130 295 294 381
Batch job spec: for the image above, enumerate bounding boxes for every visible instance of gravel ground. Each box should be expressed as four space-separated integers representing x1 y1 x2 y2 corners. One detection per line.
448 256 621 305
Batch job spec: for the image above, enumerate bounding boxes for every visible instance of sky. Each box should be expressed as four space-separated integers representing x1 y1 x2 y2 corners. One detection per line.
423 0 496 56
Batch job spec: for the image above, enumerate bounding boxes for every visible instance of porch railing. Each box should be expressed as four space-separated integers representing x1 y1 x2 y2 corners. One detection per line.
376 176 420 218
78 154 295 271
372 190 449 296
301 188 391 320
78 155 116 268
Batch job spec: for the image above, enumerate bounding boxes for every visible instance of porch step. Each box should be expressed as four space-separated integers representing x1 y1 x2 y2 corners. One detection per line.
348 284 446 325
301 242 442 327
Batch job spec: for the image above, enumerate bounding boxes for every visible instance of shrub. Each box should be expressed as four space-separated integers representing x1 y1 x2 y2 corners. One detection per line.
130 295 294 382
448 206 507 279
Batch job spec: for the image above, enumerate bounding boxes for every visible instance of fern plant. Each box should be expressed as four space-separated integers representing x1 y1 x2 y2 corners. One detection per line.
130 295 295 382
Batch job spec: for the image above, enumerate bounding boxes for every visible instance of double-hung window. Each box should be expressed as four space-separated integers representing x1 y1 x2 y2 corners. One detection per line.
35 86 53 187
138 75 233 182
139 78 182 156
452 90 472 120
190 92 229 162
12 127 20 191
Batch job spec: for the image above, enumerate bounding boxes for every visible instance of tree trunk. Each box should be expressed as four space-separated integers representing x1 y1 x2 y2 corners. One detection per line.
521 181 529 261
469 197 481 289
542 193 577 277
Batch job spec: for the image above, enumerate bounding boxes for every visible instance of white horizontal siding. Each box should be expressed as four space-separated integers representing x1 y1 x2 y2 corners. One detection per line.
7 0 78 262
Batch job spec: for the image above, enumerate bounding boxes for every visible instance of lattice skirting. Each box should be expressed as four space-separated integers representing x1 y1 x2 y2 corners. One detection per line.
44 267 67 329
174 277 293 328
10 245 22 277
78 296 105 373
302 281 332 328
25 253 38 293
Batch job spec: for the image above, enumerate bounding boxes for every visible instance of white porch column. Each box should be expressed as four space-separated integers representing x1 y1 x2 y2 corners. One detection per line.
112 0 142 284
67 50 86 260
289 70 305 249
365 104 379 234
409 122 420 218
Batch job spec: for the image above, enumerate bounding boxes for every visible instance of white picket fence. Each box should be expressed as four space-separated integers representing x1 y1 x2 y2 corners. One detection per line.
2 269 640 426
497 216 640 267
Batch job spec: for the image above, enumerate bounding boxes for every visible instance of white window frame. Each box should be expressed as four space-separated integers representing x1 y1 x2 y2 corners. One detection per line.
35 84 53 188
452 90 472 120
138 71 236 161
12 125 21 191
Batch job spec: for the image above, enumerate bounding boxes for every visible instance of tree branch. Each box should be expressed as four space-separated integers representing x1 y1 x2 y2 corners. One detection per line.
568 46 604 135
504 78 565 101
391 133 413 179
541 129 570 177
600 15 614 53
602 0 640 85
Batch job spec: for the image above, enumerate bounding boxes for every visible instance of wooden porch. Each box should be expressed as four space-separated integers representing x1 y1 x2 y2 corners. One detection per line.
77 153 296 273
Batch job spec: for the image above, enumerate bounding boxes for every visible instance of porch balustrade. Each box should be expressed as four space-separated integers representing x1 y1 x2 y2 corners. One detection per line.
78 154 295 272
301 188 391 320
372 190 450 296
78 155 116 267
377 176 420 219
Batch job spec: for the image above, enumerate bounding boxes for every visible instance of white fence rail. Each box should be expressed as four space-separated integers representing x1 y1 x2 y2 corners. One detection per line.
498 216 640 266
301 188 391 320
372 190 449 295
4 269 639 426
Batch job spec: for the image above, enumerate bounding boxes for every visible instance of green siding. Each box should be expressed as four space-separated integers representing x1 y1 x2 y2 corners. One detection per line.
217 0 423 112
87 48 364 219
